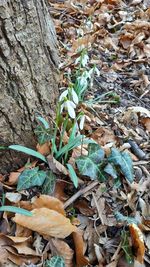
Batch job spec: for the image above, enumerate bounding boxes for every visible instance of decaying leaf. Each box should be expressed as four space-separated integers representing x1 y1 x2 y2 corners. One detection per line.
49 238 74 267
73 230 89 267
13 208 77 238
31 195 66 216
47 154 69 175
129 224 145 264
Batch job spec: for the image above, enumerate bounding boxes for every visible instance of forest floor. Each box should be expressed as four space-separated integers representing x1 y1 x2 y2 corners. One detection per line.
0 1 150 267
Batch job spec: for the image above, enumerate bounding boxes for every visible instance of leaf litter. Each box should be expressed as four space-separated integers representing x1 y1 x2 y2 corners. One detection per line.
0 0 150 266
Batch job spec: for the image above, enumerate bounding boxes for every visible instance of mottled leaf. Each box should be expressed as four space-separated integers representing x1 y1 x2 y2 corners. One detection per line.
108 148 133 183
104 163 117 179
76 143 105 180
45 256 65 267
35 125 53 145
17 167 46 191
42 171 56 195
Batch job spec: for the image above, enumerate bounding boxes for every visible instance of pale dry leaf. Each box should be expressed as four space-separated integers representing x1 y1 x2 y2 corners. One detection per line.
47 154 69 175
128 107 150 117
91 127 116 146
13 242 39 256
31 195 66 216
13 208 77 238
5 192 21 203
49 238 74 267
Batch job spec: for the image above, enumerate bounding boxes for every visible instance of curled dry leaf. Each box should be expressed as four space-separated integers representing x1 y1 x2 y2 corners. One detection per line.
49 238 74 267
13 208 77 238
47 154 69 175
129 224 145 264
91 127 117 146
31 195 66 216
73 230 89 267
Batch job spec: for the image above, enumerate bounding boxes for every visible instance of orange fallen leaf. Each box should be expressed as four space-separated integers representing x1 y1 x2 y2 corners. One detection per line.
36 142 50 156
129 223 145 264
73 230 89 267
49 238 74 267
13 208 77 238
32 195 66 216
141 117 150 132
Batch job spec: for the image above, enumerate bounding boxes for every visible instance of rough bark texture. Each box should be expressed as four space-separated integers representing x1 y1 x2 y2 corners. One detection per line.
0 0 59 173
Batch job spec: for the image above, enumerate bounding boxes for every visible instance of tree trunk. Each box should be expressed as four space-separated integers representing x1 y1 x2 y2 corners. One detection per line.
0 0 59 173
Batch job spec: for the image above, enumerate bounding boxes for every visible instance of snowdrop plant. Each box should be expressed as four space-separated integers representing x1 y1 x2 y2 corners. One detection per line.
59 86 79 119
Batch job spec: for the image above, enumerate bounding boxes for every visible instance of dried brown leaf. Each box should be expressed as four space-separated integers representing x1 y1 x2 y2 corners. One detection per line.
50 238 74 267
13 208 77 238
73 230 89 267
32 195 66 216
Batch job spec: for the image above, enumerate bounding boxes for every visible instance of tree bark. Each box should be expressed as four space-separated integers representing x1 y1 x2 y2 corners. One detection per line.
0 0 59 173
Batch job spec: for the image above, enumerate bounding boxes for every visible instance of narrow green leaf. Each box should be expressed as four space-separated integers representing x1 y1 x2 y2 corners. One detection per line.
45 256 65 267
0 206 32 216
37 116 50 129
0 146 8 150
42 171 56 195
108 148 133 183
17 167 46 191
9 145 47 163
67 163 78 188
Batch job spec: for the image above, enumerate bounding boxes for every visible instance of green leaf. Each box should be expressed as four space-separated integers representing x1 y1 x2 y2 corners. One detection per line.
42 171 56 195
17 167 46 191
55 136 96 159
104 163 117 179
76 143 105 180
37 116 50 129
35 125 53 145
44 256 65 267
108 148 133 183
114 211 140 225
66 163 78 188
0 206 32 216
121 230 134 264
9 145 47 163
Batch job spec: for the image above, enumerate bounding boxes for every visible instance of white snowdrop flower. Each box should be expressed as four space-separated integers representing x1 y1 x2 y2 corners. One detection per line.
60 100 76 119
75 56 81 65
66 100 76 119
86 20 93 30
79 115 85 130
71 89 79 105
94 67 100 76
76 28 84 37
81 54 89 67
59 90 68 102
88 68 94 78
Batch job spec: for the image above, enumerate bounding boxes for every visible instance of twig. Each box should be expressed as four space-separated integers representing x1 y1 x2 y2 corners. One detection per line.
64 180 99 209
